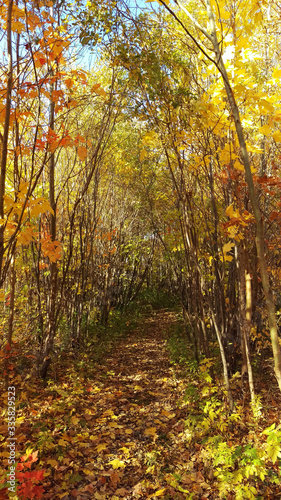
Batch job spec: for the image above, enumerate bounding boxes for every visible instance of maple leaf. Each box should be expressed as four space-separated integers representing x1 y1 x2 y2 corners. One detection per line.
108 459 125 469
221 242 235 262
91 83 107 97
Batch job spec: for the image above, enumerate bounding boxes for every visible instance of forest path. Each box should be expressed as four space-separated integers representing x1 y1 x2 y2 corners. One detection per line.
4 309 216 500
56 309 205 500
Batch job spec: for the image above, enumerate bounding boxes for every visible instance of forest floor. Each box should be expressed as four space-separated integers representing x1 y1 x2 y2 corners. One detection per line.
1 308 281 499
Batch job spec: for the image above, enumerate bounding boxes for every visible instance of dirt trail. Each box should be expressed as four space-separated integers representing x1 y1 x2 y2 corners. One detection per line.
62 309 196 500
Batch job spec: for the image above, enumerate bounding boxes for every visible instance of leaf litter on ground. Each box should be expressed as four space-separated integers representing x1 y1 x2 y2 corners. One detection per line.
1 309 281 499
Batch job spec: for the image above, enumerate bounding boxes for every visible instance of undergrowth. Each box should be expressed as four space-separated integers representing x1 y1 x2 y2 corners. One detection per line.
166 318 281 499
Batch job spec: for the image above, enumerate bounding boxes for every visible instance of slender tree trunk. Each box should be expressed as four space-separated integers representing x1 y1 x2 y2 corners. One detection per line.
245 270 255 406
237 244 255 405
39 56 57 378
4 257 16 390
0 0 13 282
209 307 234 412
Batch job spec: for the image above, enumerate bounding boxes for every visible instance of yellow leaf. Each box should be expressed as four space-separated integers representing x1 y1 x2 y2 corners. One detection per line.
225 204 240 219
18 181 29 197
259 124 271 136
134 385 142 391
16 416 24 422
108 459 125 469
259 99 274 113
154 489 166 497
90 435 99 441
97 443 107 453
57 493 68 499
144 427 157 437
221 242 234 262
233 159 244 171
119 447 130 454
273 130 281 143
140 149 146 162
47 459 58 468
223 241 235 254
125 428 133 434
58 439 68 447
29 198 54 217
272 67 281 79
17 226 35 246
83 468 95 475
227 226 244 241
160 411 175 419
254 10 263 24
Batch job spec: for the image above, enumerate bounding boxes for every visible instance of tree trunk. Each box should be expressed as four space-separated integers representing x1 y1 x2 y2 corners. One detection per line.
0 0 13 283
38 35 58 377
4 257 16 390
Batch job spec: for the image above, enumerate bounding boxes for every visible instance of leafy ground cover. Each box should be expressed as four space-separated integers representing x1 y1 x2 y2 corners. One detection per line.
1 309 281 499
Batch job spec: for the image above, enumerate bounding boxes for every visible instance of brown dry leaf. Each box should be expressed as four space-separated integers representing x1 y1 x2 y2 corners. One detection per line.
71 416 80 425
95 493 105 500
84 484 94 493
133 482 145 495
115 488 129 496
110 471 120 488
70 489 79 497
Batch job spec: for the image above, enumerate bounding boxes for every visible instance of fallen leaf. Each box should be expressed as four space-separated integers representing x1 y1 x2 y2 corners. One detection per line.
144 427 157 437
115 488 128 496
108 459 125 469
97 443 107 453
153 489 166 497
110 471 119 488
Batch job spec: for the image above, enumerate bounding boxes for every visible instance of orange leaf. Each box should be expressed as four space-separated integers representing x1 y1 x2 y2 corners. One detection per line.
77 145 87 160
91 83 107 98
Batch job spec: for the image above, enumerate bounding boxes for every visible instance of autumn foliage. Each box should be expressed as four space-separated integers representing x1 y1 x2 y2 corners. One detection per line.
1 0 281 498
